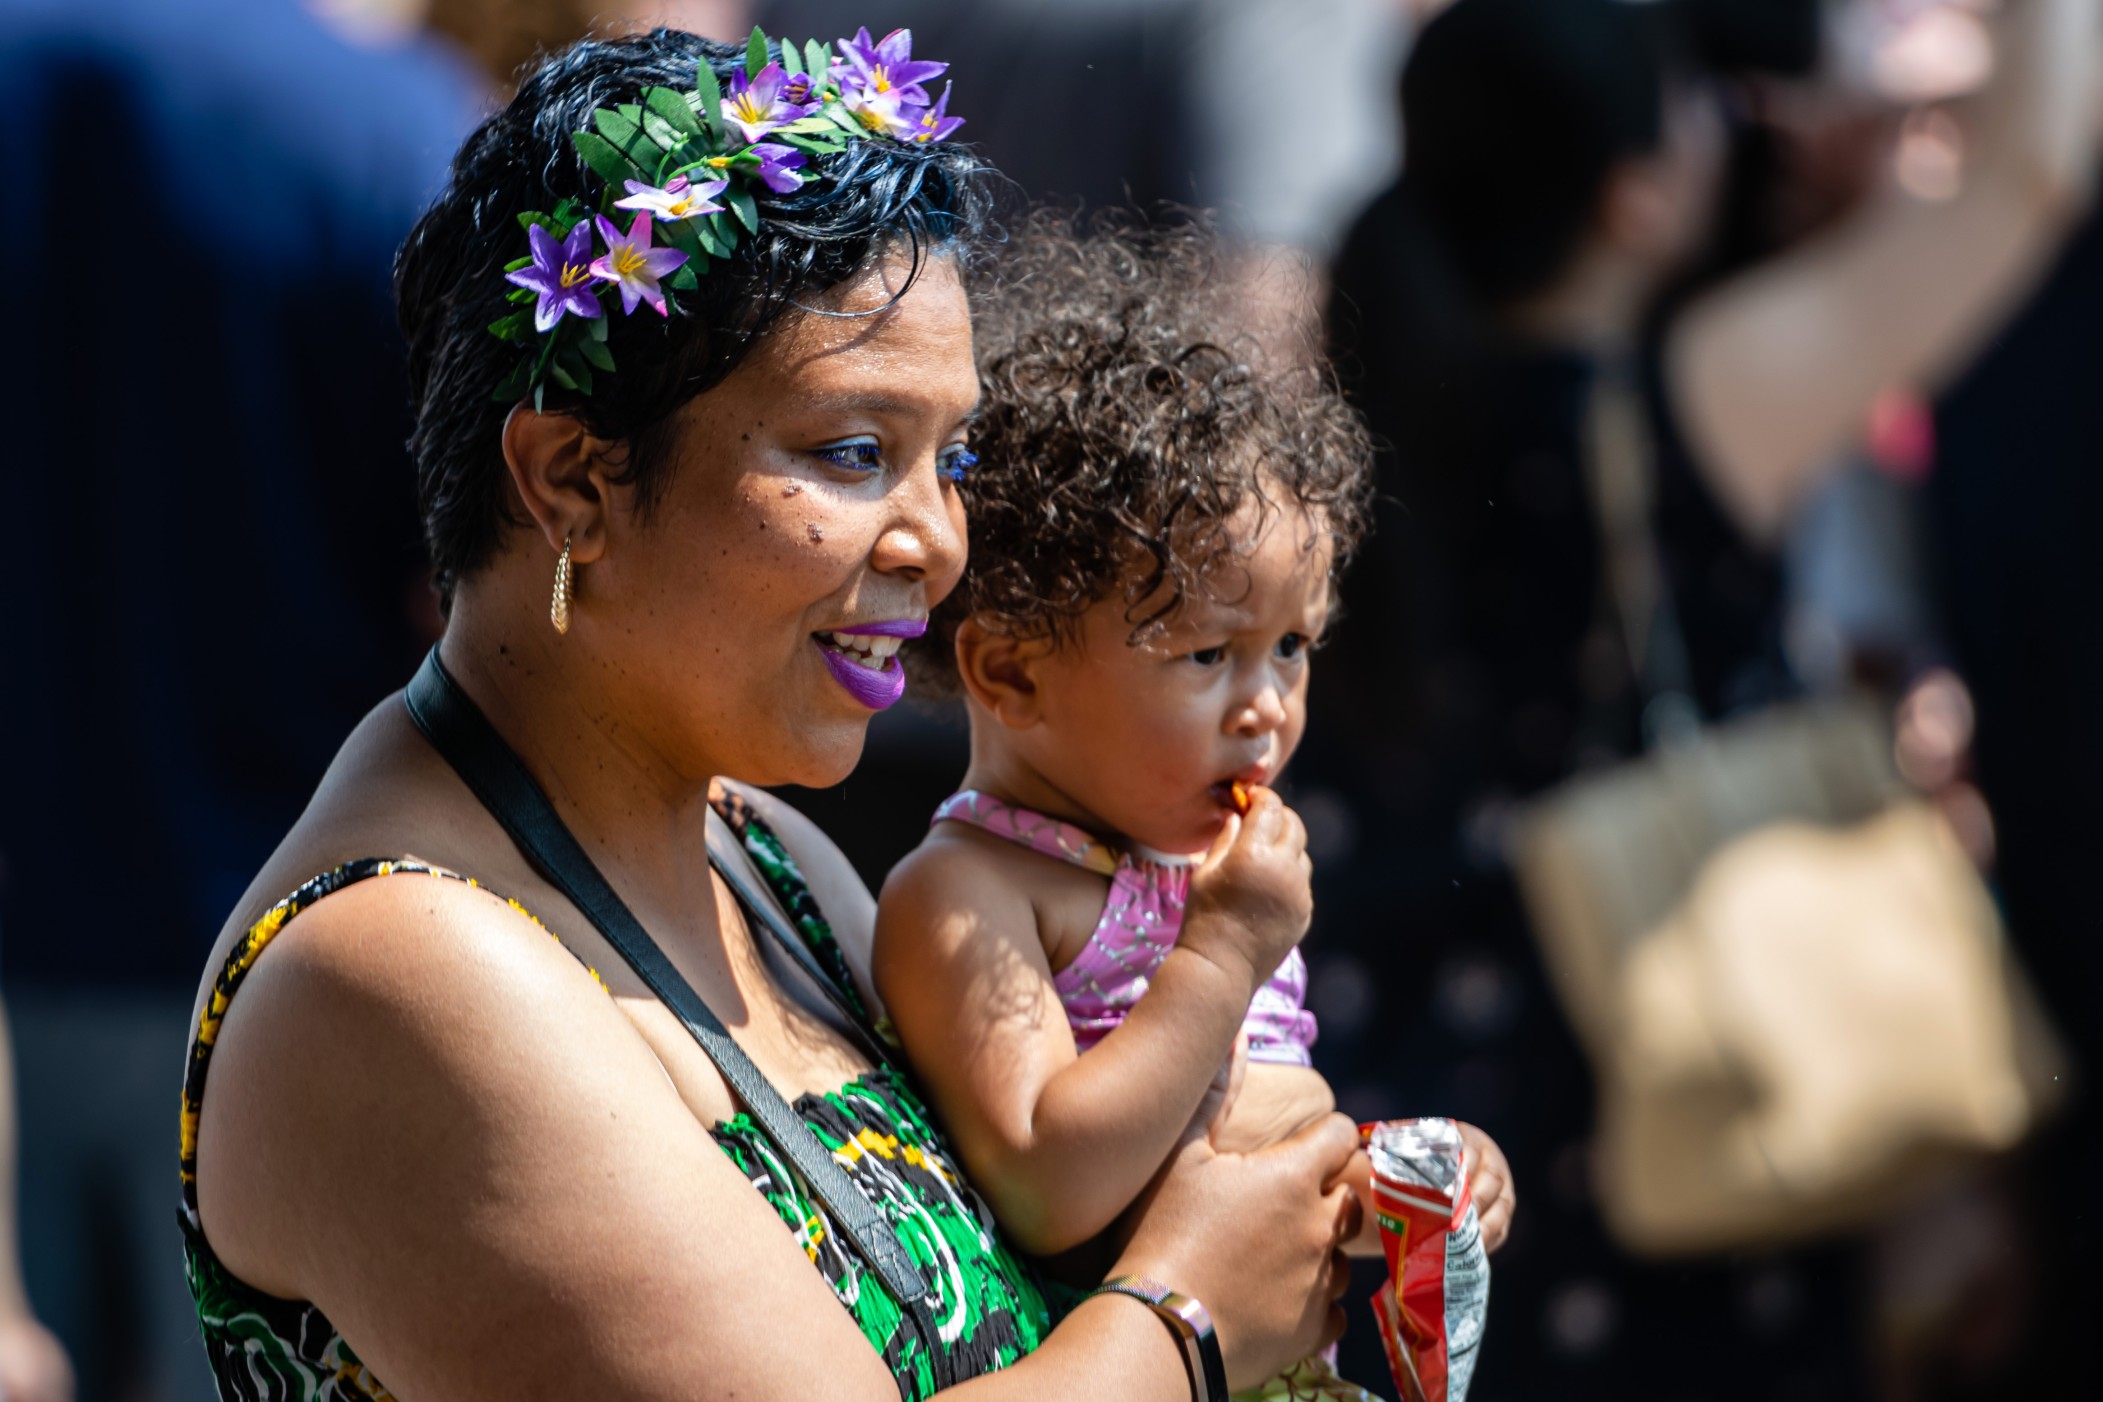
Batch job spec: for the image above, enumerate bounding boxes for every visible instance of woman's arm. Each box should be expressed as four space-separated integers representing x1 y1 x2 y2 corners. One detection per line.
1672 0 2100 540
875 794 1314 1257
195 871 1356 1397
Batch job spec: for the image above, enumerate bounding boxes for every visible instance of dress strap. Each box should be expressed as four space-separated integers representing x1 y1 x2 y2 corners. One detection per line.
932 790 1122 877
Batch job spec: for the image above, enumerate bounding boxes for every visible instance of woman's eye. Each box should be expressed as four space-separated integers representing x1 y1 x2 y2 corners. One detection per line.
939 447 978 483
814 439 885 473
1277 633 1309 661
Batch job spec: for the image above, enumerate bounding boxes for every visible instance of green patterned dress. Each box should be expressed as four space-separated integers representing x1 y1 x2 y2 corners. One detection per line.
179 799 1050 1399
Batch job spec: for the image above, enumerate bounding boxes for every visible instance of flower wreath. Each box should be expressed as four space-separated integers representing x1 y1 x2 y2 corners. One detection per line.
491 25 965 407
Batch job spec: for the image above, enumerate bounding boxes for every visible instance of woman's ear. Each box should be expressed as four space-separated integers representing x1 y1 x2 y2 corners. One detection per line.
954 618 1051 729
501 404 620 565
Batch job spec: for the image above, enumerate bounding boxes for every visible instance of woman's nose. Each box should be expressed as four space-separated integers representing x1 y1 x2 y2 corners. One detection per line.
871 460 966 587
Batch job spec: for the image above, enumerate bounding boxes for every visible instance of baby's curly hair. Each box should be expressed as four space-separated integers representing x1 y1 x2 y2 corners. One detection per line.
916 212 1374 694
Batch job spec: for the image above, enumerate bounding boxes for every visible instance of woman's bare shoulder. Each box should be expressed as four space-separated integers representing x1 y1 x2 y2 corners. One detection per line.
188 858 896 1398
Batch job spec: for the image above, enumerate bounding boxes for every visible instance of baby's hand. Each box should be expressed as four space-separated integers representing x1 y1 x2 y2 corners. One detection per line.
1182 787 1313 990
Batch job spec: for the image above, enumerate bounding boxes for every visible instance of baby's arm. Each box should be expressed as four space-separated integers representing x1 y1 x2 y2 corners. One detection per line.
875 796 1312 1257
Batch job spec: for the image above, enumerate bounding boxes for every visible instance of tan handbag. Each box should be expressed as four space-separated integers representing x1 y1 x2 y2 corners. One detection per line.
1505 368 2067 1257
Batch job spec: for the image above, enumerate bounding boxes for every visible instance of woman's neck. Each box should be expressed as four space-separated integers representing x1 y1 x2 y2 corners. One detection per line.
438 583 720 916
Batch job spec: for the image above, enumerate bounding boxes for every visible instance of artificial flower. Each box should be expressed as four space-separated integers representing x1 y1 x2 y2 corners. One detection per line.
589 213 688 317
911 82 965 145
747 142 809 193
722 61 818 144
839 82 920 141
506 220 603 331
614 174 729 222
830 27 945 106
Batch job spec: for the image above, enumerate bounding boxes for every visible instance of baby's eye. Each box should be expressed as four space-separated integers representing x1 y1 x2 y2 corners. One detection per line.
1277 633 1310 661
1188 645 1228 667
814 438 885 473
939 446 978 483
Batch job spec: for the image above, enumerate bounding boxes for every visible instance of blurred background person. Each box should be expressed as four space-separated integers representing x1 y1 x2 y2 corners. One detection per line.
0 1001 71 1402
1305 0 2097 1397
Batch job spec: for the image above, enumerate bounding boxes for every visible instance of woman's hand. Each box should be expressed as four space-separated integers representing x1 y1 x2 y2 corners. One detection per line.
1182 787 1313 991
1111 1113 1362 1390
1457 1122 1516 1254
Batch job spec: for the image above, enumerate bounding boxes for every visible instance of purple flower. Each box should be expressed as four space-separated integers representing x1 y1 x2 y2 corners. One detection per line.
506 220 602 332
840 82 920 141
614 174 729 223
722 61 818 144
910 82 964 145
830 27 946 106
588 213 688 317
747 142 808 193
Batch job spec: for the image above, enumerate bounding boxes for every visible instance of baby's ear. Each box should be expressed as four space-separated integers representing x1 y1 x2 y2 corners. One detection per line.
955 618 1048 729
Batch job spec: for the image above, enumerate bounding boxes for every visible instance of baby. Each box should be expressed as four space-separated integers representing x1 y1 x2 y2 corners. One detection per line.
876 220 1507 1400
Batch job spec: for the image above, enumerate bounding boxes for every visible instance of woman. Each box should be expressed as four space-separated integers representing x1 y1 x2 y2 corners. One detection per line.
177 29 1365 1400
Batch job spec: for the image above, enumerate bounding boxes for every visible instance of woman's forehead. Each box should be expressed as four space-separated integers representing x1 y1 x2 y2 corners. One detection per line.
758 256 977 408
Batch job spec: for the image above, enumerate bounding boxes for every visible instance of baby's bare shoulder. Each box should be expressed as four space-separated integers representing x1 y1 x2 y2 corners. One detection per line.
881 825 1107 968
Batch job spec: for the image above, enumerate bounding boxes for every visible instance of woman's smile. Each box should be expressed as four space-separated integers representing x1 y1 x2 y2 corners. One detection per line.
813 618 927 710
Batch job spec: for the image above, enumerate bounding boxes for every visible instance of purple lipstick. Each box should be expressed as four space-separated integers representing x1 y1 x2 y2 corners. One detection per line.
814 619 926 710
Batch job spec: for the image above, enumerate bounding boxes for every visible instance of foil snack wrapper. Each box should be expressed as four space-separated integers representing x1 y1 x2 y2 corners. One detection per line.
1363 1119 1490 1402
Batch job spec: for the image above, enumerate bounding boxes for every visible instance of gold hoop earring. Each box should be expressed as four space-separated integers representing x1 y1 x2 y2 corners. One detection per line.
551 533 573 635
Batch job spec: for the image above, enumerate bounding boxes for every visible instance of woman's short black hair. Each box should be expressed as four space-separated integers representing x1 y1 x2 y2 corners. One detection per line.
396 28 995 597
1401 0 1692 308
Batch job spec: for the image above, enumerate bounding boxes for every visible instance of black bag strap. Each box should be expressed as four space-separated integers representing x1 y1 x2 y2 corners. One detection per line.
402 649 934 1316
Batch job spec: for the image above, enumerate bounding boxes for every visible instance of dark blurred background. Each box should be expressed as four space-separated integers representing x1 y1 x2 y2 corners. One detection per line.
5 2 2100 1399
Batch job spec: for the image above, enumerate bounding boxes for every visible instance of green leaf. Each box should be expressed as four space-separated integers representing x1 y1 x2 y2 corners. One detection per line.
774 133 840 156
746 26 769 79
559 349 594 396
779 37 803 76
493 360 530 404
504 253 534 272
825 104 866 138
534 382 547 412
488 311 533 341
780 116 841 135
617 102 645 127
641 109 685 152
659 216 705 261
588 313 610 342
695 213 735 258
579 337 616 372
572 131 639 190
667 263 700 292
516 210 548 232
727 185 758 233
692 60 724 119
549 361 579 393
805 41 831 81
506 287 536 305
643 85 702 137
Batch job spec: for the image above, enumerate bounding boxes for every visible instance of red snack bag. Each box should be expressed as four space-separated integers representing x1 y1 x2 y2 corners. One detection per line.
1362 1118 1490 1402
